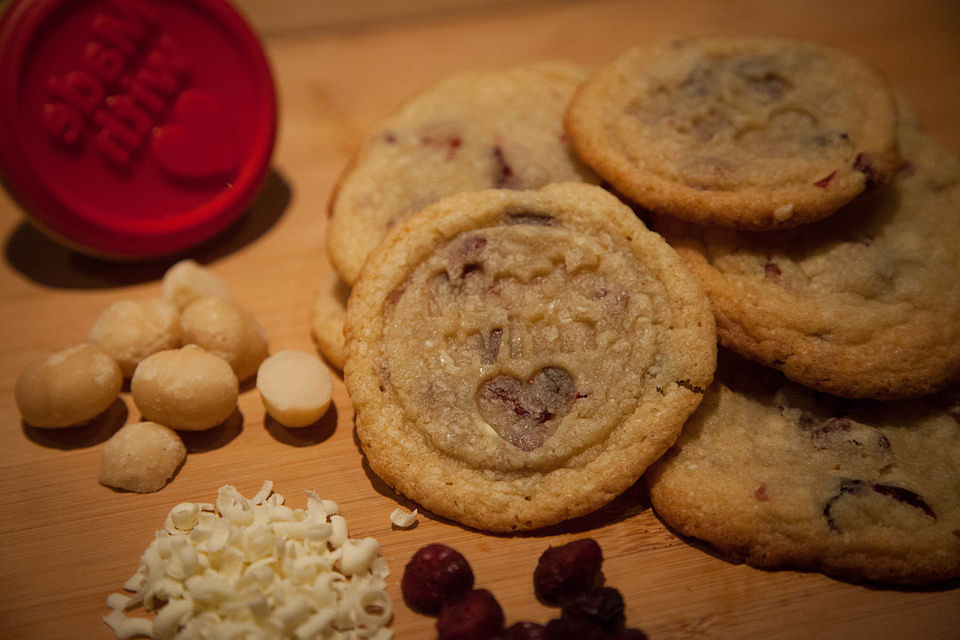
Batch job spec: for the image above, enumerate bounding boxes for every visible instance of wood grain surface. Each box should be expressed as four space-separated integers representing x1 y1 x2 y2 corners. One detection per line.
2 1 959 638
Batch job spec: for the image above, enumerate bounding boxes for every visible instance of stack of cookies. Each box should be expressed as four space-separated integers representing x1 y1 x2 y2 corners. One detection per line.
319 62 716 532
315 37 960 585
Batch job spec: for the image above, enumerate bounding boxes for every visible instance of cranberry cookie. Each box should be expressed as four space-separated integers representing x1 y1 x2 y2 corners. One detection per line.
566 37 898 228
327 62 599 285
344 183 715 532
655 125 960 399
646 350 960 585
310 267 351 371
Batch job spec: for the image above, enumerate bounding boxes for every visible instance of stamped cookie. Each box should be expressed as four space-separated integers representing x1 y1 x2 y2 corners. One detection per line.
327 62 599 285
343 183 715 532
566 37 899 228
646 350 960 585
655 125 960 399
310 267 351 371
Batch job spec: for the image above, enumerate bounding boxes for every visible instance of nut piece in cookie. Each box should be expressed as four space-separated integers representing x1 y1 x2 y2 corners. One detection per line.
646 350 960 585
566 37 899 228
344 183 715 532
655 125 960 399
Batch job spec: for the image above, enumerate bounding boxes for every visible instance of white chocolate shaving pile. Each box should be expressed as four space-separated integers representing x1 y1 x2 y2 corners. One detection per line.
104 482 392 640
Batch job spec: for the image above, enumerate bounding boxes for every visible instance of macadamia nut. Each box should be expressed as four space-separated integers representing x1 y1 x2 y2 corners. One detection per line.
88 298 181 377
98 421 186 493
256 350 333 427
180 297 268 382
161 259 233 310
131 344 238 430
15 343 122 428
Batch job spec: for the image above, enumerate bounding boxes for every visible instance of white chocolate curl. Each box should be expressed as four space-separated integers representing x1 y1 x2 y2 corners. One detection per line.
104 483 393 640
389 507 418 529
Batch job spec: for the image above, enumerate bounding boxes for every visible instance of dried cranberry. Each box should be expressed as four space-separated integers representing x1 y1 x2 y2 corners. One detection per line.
402 543 474 613
476 367 576 451
446 235 487 280
853 152 883 188
822 478 867 532
823 478 936 533
810 417 853 450
544 617 604 640
810 418 891 455
871 483 936 519
480 328 503 365
422 133 462 160
813 171 836 188
493 146 516 188
495 621 548 640
561 586 625 631
607 629 649 640
437 589 504 640
533 538 603 604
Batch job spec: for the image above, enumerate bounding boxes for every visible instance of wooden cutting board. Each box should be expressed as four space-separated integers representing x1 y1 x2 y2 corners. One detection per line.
1 1 958 638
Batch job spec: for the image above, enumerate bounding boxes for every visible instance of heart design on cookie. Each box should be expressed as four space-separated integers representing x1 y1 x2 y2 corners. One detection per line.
476 366 576 451
152 89 239 179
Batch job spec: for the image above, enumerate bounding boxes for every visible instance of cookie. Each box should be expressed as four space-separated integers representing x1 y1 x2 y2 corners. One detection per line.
310 267 351 371
565 37 899 228
646 350 960 585
327 62 599 285
654 125 960 399
343 183 716 532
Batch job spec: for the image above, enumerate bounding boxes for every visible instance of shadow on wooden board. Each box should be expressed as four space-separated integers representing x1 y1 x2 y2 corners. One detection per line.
21 396 128 449
2 168 291 290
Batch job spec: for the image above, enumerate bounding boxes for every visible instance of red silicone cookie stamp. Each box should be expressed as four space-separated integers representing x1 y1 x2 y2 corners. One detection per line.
0 0 277 258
